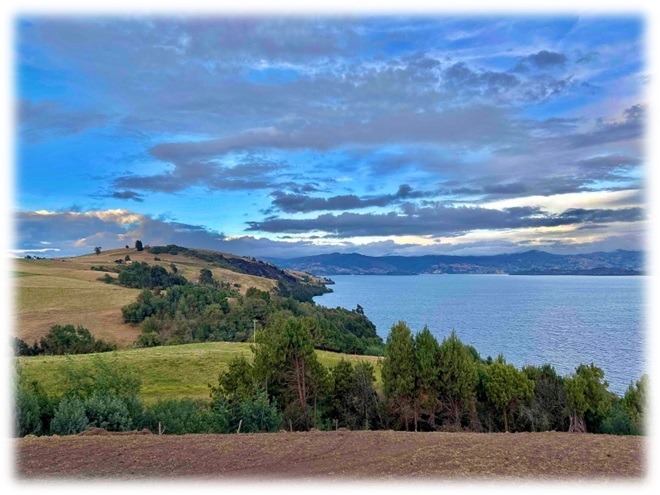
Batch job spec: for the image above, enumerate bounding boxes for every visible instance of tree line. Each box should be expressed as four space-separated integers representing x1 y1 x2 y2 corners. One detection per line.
14 318 646 438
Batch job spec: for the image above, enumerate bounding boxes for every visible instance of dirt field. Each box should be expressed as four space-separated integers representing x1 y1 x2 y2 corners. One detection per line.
14 430 645 480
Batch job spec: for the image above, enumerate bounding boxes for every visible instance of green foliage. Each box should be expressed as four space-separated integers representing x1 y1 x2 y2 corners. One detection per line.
518 364 568 432
51 396 89 435
133 331 162 348
252 315 331 430
211 355 256 406
277 279 330 303
84 393 133 431
15 386 42 437
120 271 382 355
63 355 141 405
484 356 535 432
135 240 143 251
381 321 416 429
142 399 219 434
565 363 611 433
199 268 214 285
233 389 283 433
330 359 380 430
39 324 116 355
599 399 636 435
414 326 441 429
622 374 647 435
437 330 478 429
94 247 101 255
118 262 188 290
12 337 40 356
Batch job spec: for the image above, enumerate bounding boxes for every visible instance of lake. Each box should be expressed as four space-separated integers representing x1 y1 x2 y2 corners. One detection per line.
314 274 647 396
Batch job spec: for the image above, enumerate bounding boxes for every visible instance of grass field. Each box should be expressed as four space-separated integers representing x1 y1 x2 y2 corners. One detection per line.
16 342 382 403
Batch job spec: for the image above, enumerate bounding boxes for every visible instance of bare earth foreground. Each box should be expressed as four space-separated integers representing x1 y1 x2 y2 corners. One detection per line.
15 430 644 481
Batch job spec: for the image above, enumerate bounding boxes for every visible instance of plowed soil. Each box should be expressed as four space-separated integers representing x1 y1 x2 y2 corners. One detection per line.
14 430 645 480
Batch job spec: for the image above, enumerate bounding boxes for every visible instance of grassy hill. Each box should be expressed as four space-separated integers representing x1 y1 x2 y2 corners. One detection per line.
16 342 382 403
12 246 329 349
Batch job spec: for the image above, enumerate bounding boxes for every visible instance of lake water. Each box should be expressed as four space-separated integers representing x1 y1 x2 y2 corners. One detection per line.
314 274 647 396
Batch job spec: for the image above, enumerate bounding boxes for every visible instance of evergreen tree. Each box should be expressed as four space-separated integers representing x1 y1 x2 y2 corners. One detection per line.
381 321 416 430
414 326 440 429
565 363 611 433
135 240 144 251
484 355 534 432
437 330 478 429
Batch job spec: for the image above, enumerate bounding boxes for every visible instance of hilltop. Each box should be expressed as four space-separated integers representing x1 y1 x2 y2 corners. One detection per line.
13 244 333 349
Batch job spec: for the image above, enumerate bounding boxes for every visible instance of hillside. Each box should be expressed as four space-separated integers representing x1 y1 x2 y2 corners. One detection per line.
16 342 381 403
13 245 331 349
266 249 645 276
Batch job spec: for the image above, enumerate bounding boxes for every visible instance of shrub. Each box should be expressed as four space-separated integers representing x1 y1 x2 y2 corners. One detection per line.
133 331 162 348
142 399 220 434
15 387 41 437
84 393 132 431
51 396 88 435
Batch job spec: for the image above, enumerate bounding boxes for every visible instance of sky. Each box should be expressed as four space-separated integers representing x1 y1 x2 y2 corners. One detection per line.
12 13 649 259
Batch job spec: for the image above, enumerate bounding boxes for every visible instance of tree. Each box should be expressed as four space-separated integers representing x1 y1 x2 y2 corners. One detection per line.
622 374 647 435
437 330 478 429
485 356 534 432
381 321 416 430
94 247 102 255
51 396 89 435
135 240 143 251
565 363 611 433
252 315 330 430
519 364 568 432
199 268 214 285
414 326 440 429
124 255 131 262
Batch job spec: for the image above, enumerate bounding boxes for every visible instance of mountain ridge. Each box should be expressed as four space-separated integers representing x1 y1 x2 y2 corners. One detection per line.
264 249 645 276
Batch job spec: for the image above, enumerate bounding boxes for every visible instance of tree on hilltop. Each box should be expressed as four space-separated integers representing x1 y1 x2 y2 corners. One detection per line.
135 240 143 251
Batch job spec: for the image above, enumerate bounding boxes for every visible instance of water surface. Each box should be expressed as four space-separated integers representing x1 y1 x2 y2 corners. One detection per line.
314 274 646 396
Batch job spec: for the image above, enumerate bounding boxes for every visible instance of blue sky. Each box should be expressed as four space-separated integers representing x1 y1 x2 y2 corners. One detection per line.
13 14 647 258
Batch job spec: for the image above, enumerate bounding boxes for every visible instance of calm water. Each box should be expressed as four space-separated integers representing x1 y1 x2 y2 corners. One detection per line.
314 274 647 396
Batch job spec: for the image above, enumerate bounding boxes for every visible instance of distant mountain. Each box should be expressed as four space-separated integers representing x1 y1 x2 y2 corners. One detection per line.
265 250 645 276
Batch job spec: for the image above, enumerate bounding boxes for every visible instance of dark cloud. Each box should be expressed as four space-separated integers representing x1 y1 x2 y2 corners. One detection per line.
270 184 429 213
246 205 645 238
528 50 567 67
513 50 567 72
110 190 144 202
114 160 285 193
19 100 109 143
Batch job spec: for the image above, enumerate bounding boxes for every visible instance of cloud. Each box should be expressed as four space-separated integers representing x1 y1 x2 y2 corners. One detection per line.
527 50 568 67
246 204 645 238
513 50 568 72
270 184 429 213
19 100 109 143
110 190 145 202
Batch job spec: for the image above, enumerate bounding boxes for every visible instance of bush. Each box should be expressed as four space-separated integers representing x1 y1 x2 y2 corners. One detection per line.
15 387 41 437
39 324 116 355
142 399 221 434
234 390 282 433
51 396 88 435
84 393 133 431
133 331 162 348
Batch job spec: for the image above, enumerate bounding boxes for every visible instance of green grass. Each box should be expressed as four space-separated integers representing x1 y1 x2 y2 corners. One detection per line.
17 342 383 403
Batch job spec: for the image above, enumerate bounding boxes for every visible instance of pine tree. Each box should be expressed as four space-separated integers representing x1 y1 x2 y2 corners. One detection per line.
381 321 416 430
437 330 478 429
